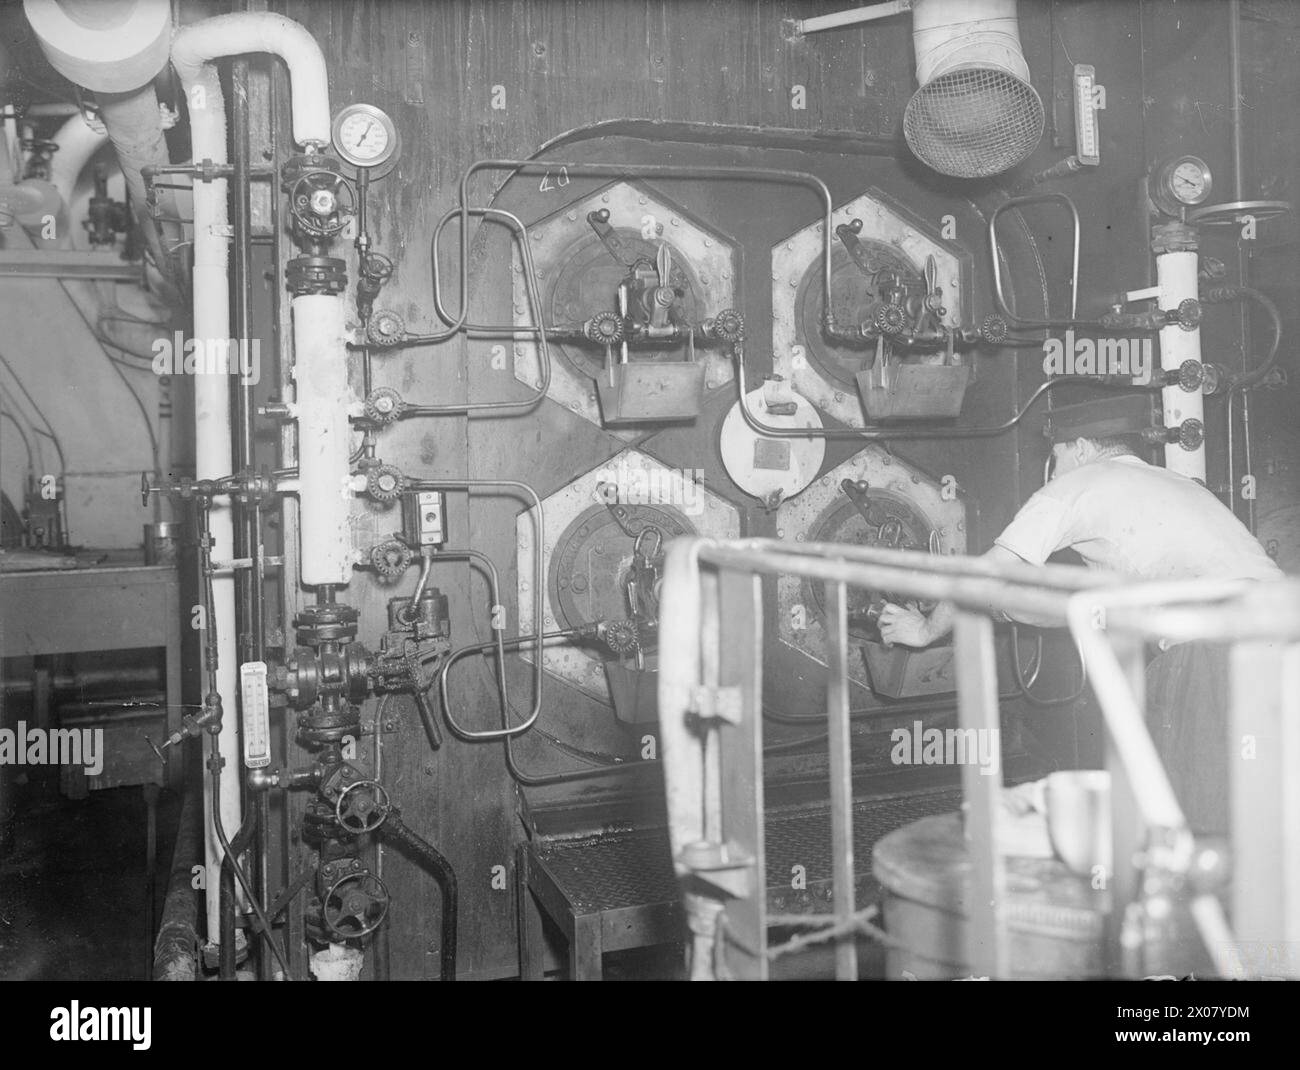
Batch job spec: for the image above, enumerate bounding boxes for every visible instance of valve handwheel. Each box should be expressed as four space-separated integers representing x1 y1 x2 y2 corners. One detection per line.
980 314 1008 345
366 464 405 502
334 778 392 834
369 539 412 579
364 386 405 425
875 303 906 335
321 871 390 940
711 308 745 344
367 309 406 347
585 310 624 346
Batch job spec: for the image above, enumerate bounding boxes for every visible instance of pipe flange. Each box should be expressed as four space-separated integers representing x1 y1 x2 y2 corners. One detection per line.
366 464 405 502
369 539 413 580
286 255 347 296
584 311 624 346
363 387 405 426
367 309 405 347
980 313 1008 345
710 308 745 345
875 304 906 335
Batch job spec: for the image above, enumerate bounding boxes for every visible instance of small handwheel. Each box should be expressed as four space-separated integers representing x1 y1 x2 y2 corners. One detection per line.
321 871 390 939
334 778 391 834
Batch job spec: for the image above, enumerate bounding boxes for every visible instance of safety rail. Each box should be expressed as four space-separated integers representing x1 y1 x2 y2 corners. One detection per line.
656 536 1300 979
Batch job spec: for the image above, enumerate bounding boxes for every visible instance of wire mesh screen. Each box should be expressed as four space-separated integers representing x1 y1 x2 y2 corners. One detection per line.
904 65 1044 178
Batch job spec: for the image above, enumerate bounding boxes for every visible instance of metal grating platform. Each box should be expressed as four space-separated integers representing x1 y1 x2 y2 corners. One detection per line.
532 787 963 916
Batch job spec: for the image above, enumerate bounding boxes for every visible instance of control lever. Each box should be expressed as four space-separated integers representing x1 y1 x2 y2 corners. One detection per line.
587 208 638 267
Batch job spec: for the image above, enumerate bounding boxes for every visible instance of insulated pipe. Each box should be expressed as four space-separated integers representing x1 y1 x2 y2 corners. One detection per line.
1154 246 1206 480
292 294 354 586
170 10 332 944
23 0 175 276
47 112 108 214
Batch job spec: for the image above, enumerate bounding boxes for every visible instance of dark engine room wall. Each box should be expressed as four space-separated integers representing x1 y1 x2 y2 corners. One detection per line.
260 0 1279 980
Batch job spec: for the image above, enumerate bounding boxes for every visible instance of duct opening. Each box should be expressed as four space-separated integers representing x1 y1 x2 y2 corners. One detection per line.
904 64 1044 178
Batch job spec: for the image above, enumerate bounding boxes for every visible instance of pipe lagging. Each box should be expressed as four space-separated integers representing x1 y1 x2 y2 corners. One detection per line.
97 86 175 275
169 8 332 944
170 12 331 148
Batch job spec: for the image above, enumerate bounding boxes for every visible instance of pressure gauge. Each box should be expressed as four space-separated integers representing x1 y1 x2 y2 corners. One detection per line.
331 103 399 171
1151 155 1213 217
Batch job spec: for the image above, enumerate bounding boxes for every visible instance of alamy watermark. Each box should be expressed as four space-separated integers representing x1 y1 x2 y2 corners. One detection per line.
0 721 103 776
591 458 705 517
1043 330 1153 385
151 331 261 386
890 720 1001 777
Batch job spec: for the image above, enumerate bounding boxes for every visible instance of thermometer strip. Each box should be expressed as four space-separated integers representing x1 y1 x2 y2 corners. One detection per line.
1073 65 1100 166
240 661 272 769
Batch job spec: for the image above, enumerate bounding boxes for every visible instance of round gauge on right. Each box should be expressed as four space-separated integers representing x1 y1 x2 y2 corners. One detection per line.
1151 154 1213 217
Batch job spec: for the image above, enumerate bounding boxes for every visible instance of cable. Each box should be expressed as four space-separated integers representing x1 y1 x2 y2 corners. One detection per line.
0 409 36 471
0 350 67 474
1010 622 1088 706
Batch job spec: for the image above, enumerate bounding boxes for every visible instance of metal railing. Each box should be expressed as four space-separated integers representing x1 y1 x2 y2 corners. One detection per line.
655 536 1300 979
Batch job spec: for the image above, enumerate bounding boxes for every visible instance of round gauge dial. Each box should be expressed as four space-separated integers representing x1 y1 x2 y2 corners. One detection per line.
1152 155 1212 216
331 104 399 169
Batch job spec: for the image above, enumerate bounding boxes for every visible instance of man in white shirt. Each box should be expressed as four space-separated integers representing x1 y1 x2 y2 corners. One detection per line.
878 400 1281 833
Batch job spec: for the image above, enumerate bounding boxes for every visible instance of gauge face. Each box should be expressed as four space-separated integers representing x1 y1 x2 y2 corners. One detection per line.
331 104 398 169
1155 155 1212 215
1171 158 1211 204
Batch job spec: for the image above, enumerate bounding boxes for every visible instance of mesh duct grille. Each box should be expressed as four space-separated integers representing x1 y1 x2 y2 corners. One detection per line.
904 65 1044 178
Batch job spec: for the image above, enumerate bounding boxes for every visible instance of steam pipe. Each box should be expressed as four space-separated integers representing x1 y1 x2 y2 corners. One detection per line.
380 815 458 982
170 8 331 947
22 0 177 281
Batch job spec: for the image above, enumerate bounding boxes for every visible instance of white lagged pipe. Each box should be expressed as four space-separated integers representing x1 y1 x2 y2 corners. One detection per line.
1155 249 1206 480
292 294 354 586
170 10 331 943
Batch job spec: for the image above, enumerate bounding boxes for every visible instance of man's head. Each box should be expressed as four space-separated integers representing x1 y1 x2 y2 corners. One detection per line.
1049 434 1140 479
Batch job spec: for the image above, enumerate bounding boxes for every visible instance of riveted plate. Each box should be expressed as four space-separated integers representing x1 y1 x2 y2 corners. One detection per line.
517 448 740 702
773 446 966 688
772 189 965 428
513 180 738 432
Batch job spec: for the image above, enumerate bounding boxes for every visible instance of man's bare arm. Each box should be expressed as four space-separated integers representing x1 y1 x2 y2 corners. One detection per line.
877 545 1058 648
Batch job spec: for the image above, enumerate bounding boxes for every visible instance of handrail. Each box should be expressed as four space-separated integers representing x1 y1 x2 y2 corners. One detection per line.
658 535 1300 979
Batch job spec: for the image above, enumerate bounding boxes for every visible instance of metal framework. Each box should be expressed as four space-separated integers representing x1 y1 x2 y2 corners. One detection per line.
656 537 1300 979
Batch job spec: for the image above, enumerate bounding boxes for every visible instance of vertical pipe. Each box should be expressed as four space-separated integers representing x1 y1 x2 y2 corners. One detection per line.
1228 0 1256 531
1154 247 1207 481
825 580 858 981
954 610 1006 978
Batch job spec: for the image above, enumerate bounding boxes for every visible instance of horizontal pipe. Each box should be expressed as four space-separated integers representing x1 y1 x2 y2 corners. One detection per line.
794 1 910 35
0 249 142 280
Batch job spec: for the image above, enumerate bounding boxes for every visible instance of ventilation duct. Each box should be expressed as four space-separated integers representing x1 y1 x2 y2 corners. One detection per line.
902 0 1044 178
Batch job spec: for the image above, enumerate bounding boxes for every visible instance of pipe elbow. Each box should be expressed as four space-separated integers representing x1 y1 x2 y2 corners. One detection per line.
171 12 330 148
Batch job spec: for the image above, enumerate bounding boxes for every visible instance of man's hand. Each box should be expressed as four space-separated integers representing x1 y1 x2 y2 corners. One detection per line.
877 602 933 648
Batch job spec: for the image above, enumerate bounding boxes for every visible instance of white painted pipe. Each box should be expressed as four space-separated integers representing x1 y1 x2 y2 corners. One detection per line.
1155 250 1206 480
292 294 355 586
24 1 175 273
794 1 912 36
171 10 331 943
48 112 107 213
